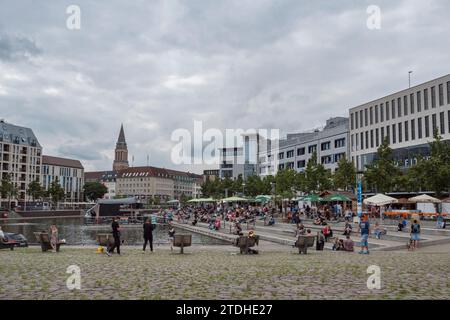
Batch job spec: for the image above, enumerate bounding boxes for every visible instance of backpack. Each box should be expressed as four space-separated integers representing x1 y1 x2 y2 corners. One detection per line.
412 224 420 233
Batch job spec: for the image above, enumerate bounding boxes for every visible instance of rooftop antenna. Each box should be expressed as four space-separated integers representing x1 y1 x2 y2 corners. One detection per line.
132 155 134 167
147 154 149 167
408 70 413 88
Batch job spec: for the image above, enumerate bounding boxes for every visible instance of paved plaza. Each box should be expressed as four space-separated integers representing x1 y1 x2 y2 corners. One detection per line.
0 245 449 300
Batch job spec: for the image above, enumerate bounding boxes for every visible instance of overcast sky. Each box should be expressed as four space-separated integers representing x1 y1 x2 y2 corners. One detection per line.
1 0 449 173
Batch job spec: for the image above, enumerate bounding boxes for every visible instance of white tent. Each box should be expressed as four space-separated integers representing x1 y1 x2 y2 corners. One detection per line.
363 194 398 206
408 194 442 203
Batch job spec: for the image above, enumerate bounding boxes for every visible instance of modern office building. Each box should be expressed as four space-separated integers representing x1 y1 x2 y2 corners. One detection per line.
218 147 245 180
256 117 350 176
203 169 220 182
42 155 84 202
0 120 42 206
115 166 202 201
349 74 450 171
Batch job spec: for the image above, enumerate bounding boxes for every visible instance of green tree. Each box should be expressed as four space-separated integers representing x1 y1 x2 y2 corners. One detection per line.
83 182 108 201
333 157 356 191
364 137 401 193
304 151 332 193
47 179 66 209
416 131 450 196
27 178 44 201
1 175 19 209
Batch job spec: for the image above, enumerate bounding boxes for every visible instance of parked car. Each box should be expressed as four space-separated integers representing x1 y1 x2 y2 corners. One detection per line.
4 233 28 247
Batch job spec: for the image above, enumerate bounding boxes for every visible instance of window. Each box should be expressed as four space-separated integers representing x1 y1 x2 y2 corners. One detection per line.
447 82 450 105
392 99 396 118
398 122 402 143
287 162 294 169
287 150 294 158
375 105 379 123
297 147 305 156
278 152 284 160
403 96 408 116
360 132 364 150
364 108 368 126
397 98 402 117
308 145 317 154
351 113 354 130
381 127 385 142
297 160 306 168
370 106 373 125
448 111 450 133
351 134 354 149
386 126 390 144
380 103 384 122
321 141 331 151
418 117 422 139
359 110 363 128
411 119 415 140
410 93 414 114
404 121 409 142
334 138 345 148
431 86 436 108
417 91 422 112
356 134 359 150
392 124 396 143
424 88 429 110
386 101 390 120
365 131 369 149
440 112 445 134
432 114 437 134
370 130 374 148
425 116 430 137
375 128 379 147
355 112 359 129
278 164 285 170
439 84 444 106
321 155 332 164
334 153 345 163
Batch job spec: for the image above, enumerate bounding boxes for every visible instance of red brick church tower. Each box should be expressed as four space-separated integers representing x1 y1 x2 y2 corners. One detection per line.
113 124 129 171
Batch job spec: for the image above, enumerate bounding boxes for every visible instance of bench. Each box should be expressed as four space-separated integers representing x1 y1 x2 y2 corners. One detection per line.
234 235 260 254
173 234 192 254
294 235 315 254
96 233 115 251
0 239 18 251
33 232 65 252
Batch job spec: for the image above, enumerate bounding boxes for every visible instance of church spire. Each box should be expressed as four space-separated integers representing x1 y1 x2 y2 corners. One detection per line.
113 123 129 171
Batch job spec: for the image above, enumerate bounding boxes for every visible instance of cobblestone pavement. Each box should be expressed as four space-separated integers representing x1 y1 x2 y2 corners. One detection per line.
0 246 449 300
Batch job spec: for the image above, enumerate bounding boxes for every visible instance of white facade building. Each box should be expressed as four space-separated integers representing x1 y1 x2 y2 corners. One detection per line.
256 117 350 176
350 74 450 171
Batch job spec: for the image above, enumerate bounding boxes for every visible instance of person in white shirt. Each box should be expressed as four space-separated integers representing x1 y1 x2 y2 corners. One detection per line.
0 226 6 242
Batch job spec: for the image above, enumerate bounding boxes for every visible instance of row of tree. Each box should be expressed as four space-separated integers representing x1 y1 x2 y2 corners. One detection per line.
0 177 108 209
202 132 450 199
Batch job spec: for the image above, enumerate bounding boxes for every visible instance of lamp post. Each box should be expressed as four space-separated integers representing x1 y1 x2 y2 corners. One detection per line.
242 183 245 197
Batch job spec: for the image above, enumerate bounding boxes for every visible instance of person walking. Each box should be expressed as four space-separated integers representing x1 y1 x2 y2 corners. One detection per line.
358 214 370 254
143 218 153 253
316 231 325 251
107 217 121 256
168 223 175 251
410 219 421 250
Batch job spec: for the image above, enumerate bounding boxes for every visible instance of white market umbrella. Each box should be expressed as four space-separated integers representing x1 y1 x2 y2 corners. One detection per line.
363 194 398 206
408 194 442 203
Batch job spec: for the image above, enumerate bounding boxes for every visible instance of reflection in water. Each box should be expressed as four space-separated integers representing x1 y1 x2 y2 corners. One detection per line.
0 217 228 246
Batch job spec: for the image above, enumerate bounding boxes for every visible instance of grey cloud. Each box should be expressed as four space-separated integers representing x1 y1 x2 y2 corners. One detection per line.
0 33 41 61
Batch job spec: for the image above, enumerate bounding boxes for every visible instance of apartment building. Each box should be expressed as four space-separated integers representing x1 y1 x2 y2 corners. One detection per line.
350 74 450 171
115 166 202 201
0 120 42 206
